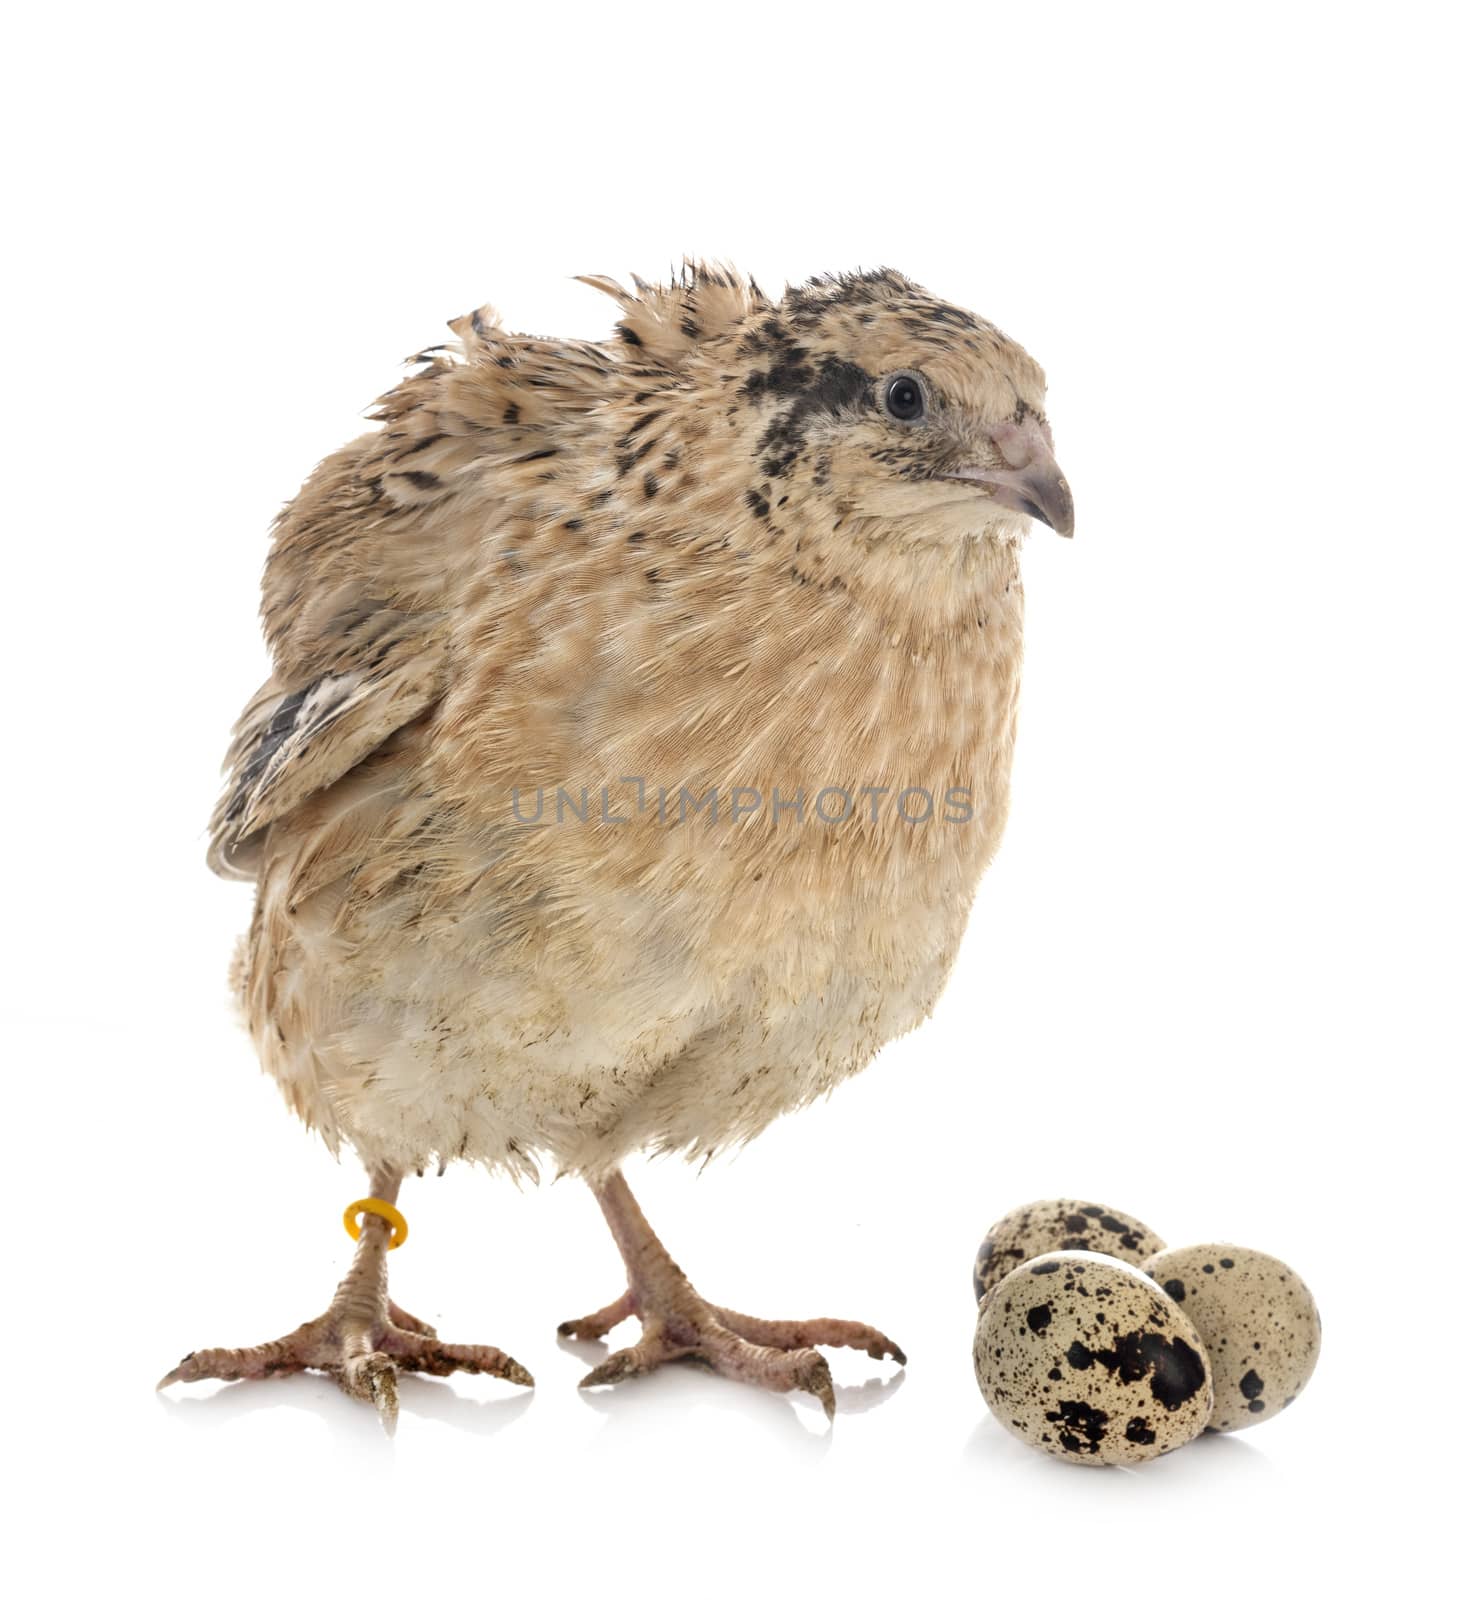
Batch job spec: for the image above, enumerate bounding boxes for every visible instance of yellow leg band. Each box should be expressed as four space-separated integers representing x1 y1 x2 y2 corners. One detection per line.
343 1197 408 1249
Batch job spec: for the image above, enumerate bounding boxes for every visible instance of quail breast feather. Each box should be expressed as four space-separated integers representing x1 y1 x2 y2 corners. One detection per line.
210 265 1069 1181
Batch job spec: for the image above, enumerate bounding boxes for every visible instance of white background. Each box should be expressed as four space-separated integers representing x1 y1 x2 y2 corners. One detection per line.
5 3 1472 1594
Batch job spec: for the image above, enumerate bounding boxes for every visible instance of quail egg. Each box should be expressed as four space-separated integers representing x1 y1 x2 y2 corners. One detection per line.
974 1251 1213 1465
1141 1244 1320 1432
973 1199 1166 1302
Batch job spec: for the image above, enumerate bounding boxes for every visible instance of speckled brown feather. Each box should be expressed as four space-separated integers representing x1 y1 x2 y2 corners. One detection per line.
212 264 1061 1179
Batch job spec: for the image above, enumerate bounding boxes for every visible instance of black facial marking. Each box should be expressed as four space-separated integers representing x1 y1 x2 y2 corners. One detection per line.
392 470 440 491
741 345 815 404
750 353 873 479
618 325 643 347
811 357 873 413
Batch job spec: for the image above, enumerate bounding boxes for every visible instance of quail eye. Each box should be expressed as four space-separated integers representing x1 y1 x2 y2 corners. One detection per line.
883 372 926 422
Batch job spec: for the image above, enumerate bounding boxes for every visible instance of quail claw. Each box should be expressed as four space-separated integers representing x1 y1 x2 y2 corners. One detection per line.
371 1371 399 1433
796 1352 837 1422
155 1357 191 1392
579 1350 638 1389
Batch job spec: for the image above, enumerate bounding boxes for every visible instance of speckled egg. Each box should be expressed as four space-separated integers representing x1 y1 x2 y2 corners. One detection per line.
1141 1244 1320 1432
973 1199 1167 1302
974 1251 1213 1465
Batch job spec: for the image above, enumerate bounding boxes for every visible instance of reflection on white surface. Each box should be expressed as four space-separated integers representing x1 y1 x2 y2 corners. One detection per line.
964 1415 1277 1487
559 1331 907 1404
159 1371 537 1439
157 1339 904 1455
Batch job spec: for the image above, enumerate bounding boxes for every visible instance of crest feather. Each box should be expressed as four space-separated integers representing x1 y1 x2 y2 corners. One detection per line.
579 259 768 366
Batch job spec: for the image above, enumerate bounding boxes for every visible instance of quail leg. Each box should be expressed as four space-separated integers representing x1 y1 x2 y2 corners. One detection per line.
158 1169 532 1427
558 1170 904 1419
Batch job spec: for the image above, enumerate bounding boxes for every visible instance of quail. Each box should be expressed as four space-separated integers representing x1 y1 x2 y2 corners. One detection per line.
160 264 1073 1423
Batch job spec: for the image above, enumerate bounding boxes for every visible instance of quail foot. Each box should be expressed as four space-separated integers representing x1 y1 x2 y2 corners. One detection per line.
159 1171 532 1426
559 1171 904 1417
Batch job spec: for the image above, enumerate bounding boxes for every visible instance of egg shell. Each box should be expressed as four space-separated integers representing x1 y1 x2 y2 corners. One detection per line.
1141 1244 1320 1432
973 1198 1167 1302
974 1251 1213 1466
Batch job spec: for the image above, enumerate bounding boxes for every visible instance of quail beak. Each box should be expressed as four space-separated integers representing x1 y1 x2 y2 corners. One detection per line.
943 420 1075 538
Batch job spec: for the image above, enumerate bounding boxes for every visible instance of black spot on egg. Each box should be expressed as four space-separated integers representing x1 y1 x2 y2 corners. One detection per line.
1045 1400 1109 1455
1073 1329 1208 1411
